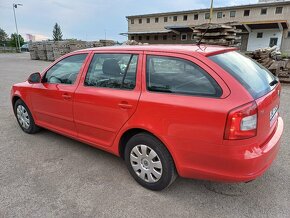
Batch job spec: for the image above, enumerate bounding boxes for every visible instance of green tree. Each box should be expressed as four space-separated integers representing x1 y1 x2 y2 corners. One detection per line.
52 23 63 41
9 33 24 47
0 28 8 42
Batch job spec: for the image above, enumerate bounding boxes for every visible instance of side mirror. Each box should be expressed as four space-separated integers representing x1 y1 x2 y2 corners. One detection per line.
28 72 41 83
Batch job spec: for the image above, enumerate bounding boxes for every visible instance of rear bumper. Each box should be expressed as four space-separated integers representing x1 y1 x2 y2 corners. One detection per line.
177 117 284 182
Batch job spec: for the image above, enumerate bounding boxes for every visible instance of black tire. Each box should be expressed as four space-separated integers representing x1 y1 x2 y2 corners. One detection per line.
14 99 40 134
125 133 177 191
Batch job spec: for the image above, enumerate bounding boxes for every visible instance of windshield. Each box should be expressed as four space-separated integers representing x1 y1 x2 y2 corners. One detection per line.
209 51 276 99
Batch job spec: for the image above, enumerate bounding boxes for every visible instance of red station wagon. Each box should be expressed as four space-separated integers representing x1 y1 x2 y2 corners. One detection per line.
11 45 284 190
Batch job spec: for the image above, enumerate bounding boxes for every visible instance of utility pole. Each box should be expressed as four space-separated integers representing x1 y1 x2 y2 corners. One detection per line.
13 3 23 52
209 0 214 23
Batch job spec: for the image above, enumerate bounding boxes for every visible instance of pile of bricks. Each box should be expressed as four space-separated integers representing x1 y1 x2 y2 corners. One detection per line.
28 40 116 61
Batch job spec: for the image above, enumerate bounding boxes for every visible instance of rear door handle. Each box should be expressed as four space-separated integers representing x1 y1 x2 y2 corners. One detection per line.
62 93 72 100
118 102 133 109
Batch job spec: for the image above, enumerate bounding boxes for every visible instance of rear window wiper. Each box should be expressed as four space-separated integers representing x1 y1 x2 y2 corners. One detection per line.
269 78 278 86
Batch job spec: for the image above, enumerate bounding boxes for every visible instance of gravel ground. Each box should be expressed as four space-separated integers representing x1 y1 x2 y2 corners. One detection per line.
0 53 289 218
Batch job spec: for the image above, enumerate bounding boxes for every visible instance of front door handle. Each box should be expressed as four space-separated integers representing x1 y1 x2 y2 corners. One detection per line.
62 93 72 100
118 102 133 109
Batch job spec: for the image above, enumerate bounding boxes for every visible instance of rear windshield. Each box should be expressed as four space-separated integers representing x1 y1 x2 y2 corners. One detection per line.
209 51 276 99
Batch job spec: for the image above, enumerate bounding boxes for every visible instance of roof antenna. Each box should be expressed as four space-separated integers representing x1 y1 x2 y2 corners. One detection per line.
197 0 214 45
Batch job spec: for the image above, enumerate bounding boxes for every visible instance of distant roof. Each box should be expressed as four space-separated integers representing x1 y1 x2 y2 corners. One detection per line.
126 1 290 18
78 44 238 57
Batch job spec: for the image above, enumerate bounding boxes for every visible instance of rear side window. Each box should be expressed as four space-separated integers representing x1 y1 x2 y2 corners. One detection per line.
209 51 276 99
85 54 138 90
146 55 222 97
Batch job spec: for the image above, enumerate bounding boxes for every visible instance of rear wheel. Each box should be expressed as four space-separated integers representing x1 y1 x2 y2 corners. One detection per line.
125 133 177 191
14 99 40 134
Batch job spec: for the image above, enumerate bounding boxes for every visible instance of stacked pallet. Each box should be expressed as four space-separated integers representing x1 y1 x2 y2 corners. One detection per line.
193 23 241 46
246 46 290 82
36 42 47 60
45 41 55 61
28 42 39 60
28 40 116 61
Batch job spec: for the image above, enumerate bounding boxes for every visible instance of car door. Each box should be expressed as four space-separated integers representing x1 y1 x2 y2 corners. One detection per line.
73 51 142 147
30 52 89 137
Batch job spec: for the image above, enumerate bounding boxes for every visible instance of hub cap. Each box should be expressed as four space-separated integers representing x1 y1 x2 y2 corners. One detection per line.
130 144 163 183
16 105 30 129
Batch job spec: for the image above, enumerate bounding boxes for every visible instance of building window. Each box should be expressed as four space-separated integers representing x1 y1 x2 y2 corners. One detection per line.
173 16 178 21
191 33 195 40
287 31 290 38
230 11 236 17
154 35 158 40
194 14 198 20
244 10 250 16
146 18 150 23
172 35 177 40
257 32 263 38
183 15 188 21
131 36 135 40
139 19 142 24
164 17 168 22
131 19 134 24
163 35 167 40
217 12 223 18
181 33 187 41
261 8 267 15
205 13 210 19
155 17 159 23
138 36 142 41
276 7 283 14
146 36 150 41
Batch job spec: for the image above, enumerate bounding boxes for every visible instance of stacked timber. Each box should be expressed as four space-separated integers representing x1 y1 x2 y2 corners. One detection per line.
193 23 241 46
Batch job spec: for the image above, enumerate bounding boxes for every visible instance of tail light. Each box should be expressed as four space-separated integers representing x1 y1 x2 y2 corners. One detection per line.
224 101 258 140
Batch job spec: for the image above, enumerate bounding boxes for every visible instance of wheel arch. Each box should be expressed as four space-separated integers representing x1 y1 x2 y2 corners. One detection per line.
118 128 178 170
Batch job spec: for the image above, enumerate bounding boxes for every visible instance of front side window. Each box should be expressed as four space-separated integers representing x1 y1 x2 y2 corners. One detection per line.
146 55 222 97
43 54 87 84
85 54 138 90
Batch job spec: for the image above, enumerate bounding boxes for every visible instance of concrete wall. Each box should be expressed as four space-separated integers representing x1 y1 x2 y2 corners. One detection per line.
247 29 283 51
281 30 290 54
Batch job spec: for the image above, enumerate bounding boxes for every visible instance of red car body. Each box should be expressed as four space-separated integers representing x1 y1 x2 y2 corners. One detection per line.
11 45 284 182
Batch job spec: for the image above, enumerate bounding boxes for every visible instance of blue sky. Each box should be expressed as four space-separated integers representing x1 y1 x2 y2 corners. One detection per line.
0 0 254 42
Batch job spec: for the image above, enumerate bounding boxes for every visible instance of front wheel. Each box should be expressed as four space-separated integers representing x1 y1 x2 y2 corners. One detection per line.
125 133 177 191
14 99 40 134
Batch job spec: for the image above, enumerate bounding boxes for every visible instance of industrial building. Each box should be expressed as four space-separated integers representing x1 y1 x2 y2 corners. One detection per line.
122 0 290 54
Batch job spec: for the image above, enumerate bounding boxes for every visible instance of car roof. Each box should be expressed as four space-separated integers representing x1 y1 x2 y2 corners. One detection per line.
78 44 237 57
